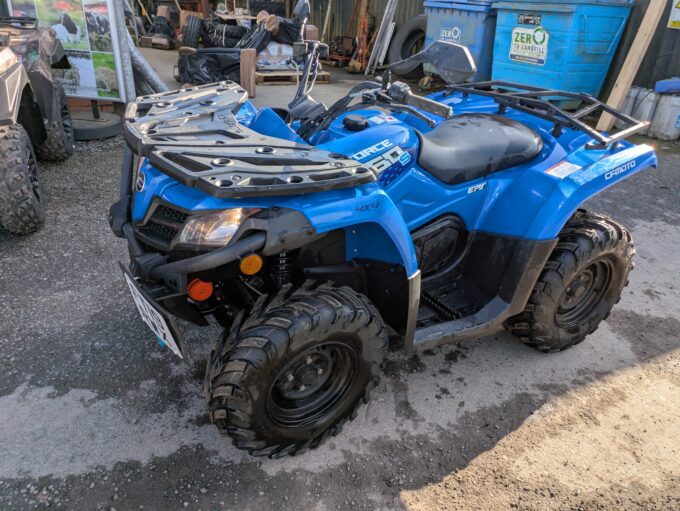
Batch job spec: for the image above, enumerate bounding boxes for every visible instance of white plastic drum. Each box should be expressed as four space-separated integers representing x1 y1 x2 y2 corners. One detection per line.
630 90 659 136
649 95 680 141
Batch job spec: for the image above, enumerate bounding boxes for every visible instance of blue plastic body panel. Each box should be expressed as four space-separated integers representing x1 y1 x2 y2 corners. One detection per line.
491 0 632 102
424 0 497 81
132 90 657 275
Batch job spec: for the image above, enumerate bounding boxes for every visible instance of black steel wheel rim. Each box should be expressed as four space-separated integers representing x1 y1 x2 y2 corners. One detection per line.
266 342 359 429
556 258 613 328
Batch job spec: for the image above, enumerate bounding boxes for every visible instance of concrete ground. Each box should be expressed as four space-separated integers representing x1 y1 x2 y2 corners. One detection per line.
1 51 679 510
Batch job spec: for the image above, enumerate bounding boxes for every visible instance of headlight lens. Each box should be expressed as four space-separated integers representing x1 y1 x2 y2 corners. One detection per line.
179 208 258 247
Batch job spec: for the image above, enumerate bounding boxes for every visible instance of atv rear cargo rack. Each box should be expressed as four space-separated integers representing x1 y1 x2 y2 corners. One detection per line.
124 82 376 199
445 81 648 150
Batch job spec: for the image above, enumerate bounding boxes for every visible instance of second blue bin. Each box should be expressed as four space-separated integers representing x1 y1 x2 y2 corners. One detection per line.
424 0 498 81
491 1 633 99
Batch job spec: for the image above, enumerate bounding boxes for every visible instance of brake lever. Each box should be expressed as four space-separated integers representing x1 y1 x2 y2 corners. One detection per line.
376 96 437 128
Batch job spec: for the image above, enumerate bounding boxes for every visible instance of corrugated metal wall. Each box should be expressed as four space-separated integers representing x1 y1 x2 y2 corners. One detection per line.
309 0 424 39
576 0 679 96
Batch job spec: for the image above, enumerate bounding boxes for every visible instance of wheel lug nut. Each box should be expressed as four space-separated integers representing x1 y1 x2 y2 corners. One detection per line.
298 384 306 391
317 368 324 375
286 373 294 382
305 356 313 365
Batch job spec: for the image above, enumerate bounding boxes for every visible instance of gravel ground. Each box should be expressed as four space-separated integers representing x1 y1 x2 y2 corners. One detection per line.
0 104 679 510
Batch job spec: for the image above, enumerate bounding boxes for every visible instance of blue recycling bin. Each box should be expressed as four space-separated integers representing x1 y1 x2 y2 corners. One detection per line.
424 0 498 81
491 0 633 100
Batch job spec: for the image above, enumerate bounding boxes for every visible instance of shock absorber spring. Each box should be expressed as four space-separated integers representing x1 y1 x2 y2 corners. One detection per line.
273 252 294 288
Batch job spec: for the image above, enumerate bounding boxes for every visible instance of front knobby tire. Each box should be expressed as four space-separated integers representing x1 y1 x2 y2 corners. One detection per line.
0 124 45 234
205 282 387 458
507 210 635 353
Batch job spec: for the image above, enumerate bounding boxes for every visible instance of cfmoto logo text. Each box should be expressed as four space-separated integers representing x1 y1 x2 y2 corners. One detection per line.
605 160 636 180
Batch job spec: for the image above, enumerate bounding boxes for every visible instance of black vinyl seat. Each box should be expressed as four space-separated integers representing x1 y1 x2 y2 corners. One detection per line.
417 114 544 185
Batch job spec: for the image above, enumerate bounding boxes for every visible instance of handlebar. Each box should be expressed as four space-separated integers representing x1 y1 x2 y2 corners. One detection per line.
386 81 452 119
404 93 452 119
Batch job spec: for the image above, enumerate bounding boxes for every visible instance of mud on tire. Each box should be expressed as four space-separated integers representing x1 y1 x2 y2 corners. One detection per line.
36 82 74 162
506 210 635 353
0 124 45 234
205 281 387 458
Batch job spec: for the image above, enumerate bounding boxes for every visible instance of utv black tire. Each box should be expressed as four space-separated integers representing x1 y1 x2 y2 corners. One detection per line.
205 282 387 458
36 82 74 162
506 210 634 353
182 15 203 48
0 124 45 234
388 14 427 80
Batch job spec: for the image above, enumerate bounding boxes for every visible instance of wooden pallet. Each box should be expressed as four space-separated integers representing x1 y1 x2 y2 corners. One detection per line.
255 70 331 85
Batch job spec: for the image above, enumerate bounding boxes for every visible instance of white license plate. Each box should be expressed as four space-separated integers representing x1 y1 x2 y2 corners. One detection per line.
123 270 183 359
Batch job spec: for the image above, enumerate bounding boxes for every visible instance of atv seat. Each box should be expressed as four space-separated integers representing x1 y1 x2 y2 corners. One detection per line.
417 114 543 185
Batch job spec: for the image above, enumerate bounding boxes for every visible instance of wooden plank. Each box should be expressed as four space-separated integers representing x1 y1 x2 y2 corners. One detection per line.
597 0 667 132
240 48 257 98
255 71 331 85
321 0 333 42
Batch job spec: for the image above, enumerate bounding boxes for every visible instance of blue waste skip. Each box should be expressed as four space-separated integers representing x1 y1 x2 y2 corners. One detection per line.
491 0 633 101
424 0 498 81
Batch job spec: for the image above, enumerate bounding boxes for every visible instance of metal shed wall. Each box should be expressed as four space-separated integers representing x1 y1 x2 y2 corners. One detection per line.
309 0 424 40
602 0 680 95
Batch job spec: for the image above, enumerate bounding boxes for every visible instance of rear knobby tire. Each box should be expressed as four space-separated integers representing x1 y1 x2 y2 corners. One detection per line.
36 82 74 162
0 124 45 234
506 210 634 353
205 281 387 458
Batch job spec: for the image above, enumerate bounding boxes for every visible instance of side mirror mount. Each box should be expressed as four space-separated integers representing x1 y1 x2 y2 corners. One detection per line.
388 41 477 84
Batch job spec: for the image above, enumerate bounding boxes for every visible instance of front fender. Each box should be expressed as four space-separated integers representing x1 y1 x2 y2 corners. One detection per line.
301 184 419 276
0 49 30 125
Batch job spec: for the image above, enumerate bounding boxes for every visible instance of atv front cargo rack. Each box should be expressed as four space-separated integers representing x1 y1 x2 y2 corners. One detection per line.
124 82 376 198
446 81 648 149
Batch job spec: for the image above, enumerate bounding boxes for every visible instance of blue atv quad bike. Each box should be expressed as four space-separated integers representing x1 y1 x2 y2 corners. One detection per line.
110 40 656 458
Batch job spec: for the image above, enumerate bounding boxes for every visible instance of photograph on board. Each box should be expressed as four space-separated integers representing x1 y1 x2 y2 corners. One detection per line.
92 51 118 98
83 0 112 52
34 0 90 51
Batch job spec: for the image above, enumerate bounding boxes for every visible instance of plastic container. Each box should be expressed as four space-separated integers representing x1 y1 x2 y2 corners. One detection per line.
424 0 498 81
655 78 680 94
631 89 659 136
649 94 680 141
491 1 633 104
614 85 640 129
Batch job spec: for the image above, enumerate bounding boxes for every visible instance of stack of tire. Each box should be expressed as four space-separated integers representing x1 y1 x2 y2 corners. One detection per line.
182 15 248 49
387 14 426 80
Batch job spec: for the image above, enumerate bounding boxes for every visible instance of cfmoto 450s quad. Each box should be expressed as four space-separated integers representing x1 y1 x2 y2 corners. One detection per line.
110 40 656 458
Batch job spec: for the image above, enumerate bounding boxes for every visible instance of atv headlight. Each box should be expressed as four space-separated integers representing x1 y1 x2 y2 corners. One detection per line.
179 208 258 247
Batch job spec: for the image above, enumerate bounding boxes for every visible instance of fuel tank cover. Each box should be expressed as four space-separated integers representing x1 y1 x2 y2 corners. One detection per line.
343 114 369 132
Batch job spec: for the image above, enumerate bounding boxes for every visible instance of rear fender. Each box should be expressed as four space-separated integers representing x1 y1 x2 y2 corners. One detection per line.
475 143 657 240
528 144 657 239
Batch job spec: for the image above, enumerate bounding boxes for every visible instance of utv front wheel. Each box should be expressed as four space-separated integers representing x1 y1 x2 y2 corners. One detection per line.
205 282 387 458
0 124 45 234
507 211 634 353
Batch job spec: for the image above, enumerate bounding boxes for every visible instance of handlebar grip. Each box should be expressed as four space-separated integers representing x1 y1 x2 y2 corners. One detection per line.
405 93 452 119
